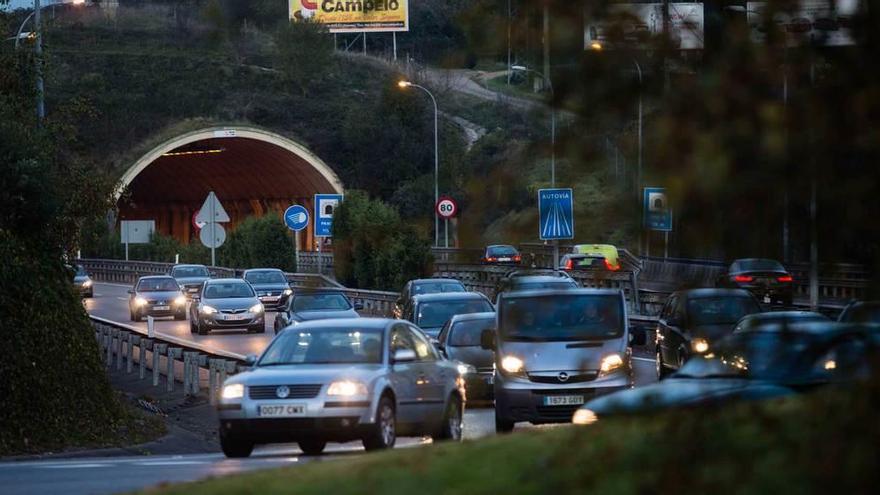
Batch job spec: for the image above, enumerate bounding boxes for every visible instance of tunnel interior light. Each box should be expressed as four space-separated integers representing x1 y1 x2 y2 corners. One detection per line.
162 148 225 157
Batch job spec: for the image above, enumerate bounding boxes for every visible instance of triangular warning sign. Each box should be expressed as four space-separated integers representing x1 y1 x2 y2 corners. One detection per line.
195 191 230 223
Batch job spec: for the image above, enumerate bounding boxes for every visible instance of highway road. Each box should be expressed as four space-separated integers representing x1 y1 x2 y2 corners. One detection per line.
2 283 658 495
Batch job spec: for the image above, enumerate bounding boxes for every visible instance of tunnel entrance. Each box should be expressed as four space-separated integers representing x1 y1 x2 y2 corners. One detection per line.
117 126 343 252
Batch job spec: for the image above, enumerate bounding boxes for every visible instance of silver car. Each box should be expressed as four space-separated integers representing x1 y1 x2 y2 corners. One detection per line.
217 318 466 457
190 278 265 335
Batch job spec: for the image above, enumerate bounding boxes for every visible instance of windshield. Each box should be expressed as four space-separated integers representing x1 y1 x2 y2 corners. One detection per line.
293 293 352 312
732 259 785 272
259 328 384 365
488 245 518 256
137 278 180 292
203 282 254 299
75 265 87 276
688 297 760 326
499 294 623 341
417 299 494 328
449 318 495 346
172 266 209 278
412 281 466 295
245 270 287 284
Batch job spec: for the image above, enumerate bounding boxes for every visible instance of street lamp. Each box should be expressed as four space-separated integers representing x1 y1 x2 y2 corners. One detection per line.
398 80 441 247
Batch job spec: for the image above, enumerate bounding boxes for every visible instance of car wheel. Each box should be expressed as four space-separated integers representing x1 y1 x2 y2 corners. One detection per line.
248 324 265 334
220 433 253 458
434 395 463 442
363 396 396 451
190 321 197 334
197 322 209 335
494 410 515 434
174 312 186 321
298 439 327 456
656 347 670 380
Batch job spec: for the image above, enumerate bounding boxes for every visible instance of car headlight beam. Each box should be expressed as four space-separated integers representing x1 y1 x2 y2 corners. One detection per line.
200 305 218 315
174 295 187 306
600 353 624 374
82 279 93 288
134 297 147 307
327 380 367 396
572 408 598 425
222 383 244 400
249 303 264 314
283 288 293 296
500 355 524 374
691 338 710 354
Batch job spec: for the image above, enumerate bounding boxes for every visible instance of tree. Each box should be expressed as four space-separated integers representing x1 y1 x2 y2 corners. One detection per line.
274 19 333 95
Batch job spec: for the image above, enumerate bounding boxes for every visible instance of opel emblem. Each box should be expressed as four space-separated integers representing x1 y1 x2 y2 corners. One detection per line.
276 385 290 399
558 372 569 382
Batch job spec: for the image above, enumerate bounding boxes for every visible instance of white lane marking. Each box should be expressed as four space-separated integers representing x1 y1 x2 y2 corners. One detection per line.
134 460 210 466
632 357 656 363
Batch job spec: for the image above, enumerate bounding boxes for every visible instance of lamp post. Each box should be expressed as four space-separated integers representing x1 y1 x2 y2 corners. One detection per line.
398 80 440 247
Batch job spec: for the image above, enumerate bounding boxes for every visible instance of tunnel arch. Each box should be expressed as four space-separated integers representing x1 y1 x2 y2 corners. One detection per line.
117 126 343 250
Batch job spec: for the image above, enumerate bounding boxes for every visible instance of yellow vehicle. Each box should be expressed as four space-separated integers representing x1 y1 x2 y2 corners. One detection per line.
572 244 620 271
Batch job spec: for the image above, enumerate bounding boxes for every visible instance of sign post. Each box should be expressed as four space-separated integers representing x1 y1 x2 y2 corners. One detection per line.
538 188 575 269
195 191 230 266
436 196 458 249
120 220 156 261
284 204 310 268
643 187 672 260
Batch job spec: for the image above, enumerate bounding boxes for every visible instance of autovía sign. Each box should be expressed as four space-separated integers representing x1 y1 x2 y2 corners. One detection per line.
538 188 574 240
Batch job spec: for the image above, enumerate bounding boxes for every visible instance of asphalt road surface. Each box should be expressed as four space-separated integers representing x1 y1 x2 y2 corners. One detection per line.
1 283 658 495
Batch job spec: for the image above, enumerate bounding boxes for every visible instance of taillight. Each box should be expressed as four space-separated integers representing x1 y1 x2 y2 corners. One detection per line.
513 255 522 262
777 275 793 282
487 257 497 262
734 275 754 283
564 259 573 271
605 259 620 271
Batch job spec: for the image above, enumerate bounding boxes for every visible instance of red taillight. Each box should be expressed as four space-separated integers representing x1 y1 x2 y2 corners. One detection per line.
777 275 793 282
734 275 754 283
486 257 497 263
564 259 573 271
514 255 522 262
605 259 620 271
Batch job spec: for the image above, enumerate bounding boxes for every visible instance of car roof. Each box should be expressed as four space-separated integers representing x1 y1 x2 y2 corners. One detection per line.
449 312 496 324
411 278 464 285
243 268 283 273
733 321 874 336
499 288 622 300
137 275 176 281
741 311 826 321
173 264 207 268
413 292 488 303
509 275 577 284
848 301 880 308
206 278 249 284
487 244 516 248
676 288 754 299
285 317 393 330
293 288 346 294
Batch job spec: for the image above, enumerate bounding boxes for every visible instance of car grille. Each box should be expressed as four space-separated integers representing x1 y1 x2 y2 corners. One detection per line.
249 384 323 400
259 291 281 297
476 366 494 374
528 372 598 384
531 388 598 396
146 299 170 305
221 309 248 314
536 405 582 420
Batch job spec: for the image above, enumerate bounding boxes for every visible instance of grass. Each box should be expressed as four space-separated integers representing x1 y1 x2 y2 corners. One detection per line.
483 74 548 103
134 379 880 495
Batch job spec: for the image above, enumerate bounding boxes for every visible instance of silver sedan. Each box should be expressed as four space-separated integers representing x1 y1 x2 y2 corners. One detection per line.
217 318 466 457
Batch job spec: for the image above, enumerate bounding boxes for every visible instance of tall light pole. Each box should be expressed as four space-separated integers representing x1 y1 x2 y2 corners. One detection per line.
398 80 440 247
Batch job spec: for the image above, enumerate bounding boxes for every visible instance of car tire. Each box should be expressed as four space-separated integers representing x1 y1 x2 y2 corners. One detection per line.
298 439 327 456
197 322 209 336
220 434 254 458
656 347 670 380
248 324 265 334
363 396 396 451
494 411 515 434
190 321 197 334
433 395 463 442
174 312 186 321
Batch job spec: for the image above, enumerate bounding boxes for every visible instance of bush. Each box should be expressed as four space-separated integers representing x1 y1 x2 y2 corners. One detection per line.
220 214 296 272
333 191 432 291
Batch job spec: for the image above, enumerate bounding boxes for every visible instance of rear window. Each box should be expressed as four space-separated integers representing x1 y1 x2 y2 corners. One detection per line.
245 270 287 284
488 246 518 256
688 297 761 325
173 266 209 278
417 299 494 328
449 318 495 346
499 294 624 341
732 259 785 273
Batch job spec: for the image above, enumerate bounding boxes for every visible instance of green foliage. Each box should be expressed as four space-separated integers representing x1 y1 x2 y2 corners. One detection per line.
274 20 334 95
219 215 296 272
333 191 432 291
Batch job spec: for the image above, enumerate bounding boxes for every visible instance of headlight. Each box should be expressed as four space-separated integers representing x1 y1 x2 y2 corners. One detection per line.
283 288 293 296
600 354 624 374
457 363 476 375
327 380 367 396
200 305 218 314
221 383 244 400
691 338 709 354
134 297 147 307
174 295 187 306
500 355 525 374
249 303 264 314
572 408 598 425
82 279 93 288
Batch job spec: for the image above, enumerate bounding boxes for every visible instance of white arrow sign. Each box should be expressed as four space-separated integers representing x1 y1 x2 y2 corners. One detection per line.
195 191 230 224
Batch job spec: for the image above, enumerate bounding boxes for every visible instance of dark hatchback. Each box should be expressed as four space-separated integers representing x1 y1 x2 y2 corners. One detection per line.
437 312 496 399
404 292 494 339
481 245 522 265
717 258 794 306
274 289 361 333
655 288 762 379
394 278 466 318
243 268 292 311
171 264 211 298
128 276 187 321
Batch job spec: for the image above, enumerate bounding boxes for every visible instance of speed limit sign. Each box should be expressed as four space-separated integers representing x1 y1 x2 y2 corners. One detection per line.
436 197 458 218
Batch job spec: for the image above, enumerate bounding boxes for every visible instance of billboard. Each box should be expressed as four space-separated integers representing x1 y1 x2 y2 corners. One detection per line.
746 1 859 47
585 3 705 51
289 0 409 33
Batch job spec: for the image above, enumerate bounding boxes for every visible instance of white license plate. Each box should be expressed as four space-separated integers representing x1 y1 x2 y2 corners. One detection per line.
498 257 511 262
187 288 198 292
260 296 279 301
763 295 771 303
153 305 170 311
222 314 248 321
543 395 585 406
258 404 306 417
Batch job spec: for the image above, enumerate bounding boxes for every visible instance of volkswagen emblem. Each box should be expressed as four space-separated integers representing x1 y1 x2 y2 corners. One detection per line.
557 372 569 382
276 385 290 399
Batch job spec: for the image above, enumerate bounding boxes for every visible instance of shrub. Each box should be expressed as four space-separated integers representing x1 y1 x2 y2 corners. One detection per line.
220 214 296 272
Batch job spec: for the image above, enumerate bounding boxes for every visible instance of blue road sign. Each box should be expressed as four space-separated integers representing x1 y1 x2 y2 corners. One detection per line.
283 205 309 232
314 194 343 237
539 188 574 240
644 187 672 232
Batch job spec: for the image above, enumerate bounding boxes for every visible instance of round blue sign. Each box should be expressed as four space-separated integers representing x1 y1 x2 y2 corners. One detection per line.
283 205 309 232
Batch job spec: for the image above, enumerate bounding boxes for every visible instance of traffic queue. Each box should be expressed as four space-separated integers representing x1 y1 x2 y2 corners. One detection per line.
73 245 880 458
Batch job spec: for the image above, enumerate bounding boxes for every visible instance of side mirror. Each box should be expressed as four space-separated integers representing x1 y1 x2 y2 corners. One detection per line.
480 329 496 351
392 349 417 363
244 354 258 366
354 302 365 311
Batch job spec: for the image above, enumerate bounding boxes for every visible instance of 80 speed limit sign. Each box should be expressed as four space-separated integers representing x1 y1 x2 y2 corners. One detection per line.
436 197 458 218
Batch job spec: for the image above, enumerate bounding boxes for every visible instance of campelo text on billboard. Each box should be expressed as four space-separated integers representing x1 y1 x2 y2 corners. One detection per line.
290 0 409 33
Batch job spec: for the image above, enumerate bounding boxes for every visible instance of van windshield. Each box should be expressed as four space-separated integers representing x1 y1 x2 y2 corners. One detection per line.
500 294 623 341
